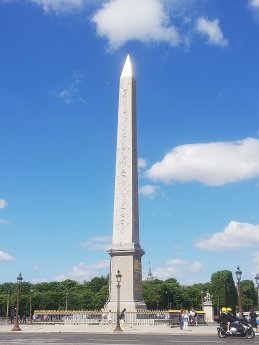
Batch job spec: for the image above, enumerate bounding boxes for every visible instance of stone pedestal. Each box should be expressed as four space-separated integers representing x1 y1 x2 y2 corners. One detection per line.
203 293 214 323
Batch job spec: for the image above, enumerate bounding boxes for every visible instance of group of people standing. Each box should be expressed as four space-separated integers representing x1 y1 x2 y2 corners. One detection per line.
179 308 198 330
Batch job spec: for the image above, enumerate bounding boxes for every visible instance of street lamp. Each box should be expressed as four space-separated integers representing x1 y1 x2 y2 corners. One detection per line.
165 291 169 309
200 288 205 310
11 272 23 331
235 265 242 314
114 269 122 332
29 286 33 324
6 290 11 324
255 273 259 308
65 290 68 311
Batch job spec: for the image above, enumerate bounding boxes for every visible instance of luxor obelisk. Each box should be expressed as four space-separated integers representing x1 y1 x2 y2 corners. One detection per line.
105 55 146 311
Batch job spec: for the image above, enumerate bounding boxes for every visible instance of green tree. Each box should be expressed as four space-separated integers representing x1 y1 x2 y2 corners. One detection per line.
182 284 209 310
142 278 184 310
210 270 237 308
240 280 256 312
87 276 108 293
142 279 163 310
162 279 183 309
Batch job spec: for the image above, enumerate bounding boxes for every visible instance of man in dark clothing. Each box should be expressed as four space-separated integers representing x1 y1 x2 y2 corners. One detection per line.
119 308 126 321
227 308 240 331
249 310 257 328
218 307 231 333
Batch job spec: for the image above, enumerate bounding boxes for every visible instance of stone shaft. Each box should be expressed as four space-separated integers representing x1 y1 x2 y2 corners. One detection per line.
105 56 146 311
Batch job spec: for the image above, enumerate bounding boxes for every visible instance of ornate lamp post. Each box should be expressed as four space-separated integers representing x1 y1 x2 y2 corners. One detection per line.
6 290 11 323
165 291 169 309
255 273 259 308
114 270 122 332
29 286 33 324
12 272 23 331
235 265 242 314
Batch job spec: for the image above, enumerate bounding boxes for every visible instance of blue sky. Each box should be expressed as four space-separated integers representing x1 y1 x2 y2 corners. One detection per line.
1 0 259 286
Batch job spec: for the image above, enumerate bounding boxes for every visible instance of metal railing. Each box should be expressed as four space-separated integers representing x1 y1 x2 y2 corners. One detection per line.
32 309 206 326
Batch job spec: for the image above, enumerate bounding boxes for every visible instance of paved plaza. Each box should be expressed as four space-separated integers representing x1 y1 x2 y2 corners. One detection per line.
0 323 258 336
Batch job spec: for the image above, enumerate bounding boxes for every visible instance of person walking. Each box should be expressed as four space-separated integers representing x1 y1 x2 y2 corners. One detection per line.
119 308 126 329
190 308 198 327
179 309 184 330
256 315 259 333
249 309 257 330
107 310 112 326
183 310 189 331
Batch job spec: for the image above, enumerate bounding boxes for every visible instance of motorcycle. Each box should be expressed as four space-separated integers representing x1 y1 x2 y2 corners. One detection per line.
217 320 255 339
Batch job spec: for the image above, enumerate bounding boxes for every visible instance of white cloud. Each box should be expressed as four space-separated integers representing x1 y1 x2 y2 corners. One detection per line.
252 252 259 273
196 17 228 47
194 220 259 251
249 0 259 20
154 266 179 279
80 236 111 250
0 219 10 224
172 244 183 250
0 250 14 262
146 138 259 186
153 258 203 280
0 199 7 209
138 158 147 170
189 261 203 272
249 0 259 9
92 0 179 50
166 258 185 266
51 72 86 104
55 260 109 282
139 184 160 199
28 0 85 14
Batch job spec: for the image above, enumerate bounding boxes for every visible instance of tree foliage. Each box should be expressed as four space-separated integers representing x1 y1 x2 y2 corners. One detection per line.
0 270 253 316
210 270 237 308
0 276 109 317
240 280 256 311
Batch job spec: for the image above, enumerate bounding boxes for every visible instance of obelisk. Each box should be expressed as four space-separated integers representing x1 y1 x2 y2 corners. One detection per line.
105 55 146 311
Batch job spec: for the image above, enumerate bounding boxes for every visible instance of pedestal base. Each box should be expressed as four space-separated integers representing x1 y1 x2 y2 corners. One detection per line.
104 300 146 312
11 324 21 331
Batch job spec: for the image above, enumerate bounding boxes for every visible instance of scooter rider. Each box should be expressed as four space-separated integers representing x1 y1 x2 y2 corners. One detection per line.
227 307 239 332
218 307 231 333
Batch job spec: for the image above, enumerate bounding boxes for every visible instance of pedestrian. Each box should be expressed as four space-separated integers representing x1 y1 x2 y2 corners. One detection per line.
107 310 112 325
249 309 257 329
10 311 14 324
119 308 126 328
178 309 184 330
183 310 189 331
191 308 198 327
256 315 259 333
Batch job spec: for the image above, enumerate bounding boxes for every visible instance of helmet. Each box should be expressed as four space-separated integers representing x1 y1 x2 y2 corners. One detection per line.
221 307 227 312
227 307 232 312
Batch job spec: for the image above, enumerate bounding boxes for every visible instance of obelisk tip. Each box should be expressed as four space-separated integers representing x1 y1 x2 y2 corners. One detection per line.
121 55 134 78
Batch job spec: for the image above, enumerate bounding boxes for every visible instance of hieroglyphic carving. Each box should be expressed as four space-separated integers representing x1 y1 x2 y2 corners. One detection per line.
119 85 128 236
113 78 138 242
